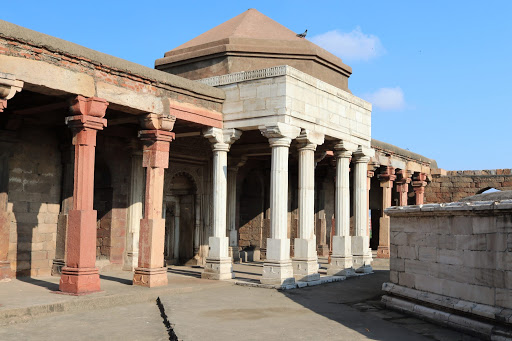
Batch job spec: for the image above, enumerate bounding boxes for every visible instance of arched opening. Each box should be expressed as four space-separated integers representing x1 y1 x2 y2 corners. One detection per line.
165 173 197 265
477 187 500 194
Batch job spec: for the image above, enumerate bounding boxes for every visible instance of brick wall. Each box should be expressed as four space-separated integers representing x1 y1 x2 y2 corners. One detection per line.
386 201 512 314
7 125 61 277
425 169 512 203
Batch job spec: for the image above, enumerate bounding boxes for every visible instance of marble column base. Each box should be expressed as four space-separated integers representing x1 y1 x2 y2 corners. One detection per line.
0 260 13 281
327 256 355 276
59 267 101 294
292 259 320 281
352 235 372 272
202 257 234 280
133 267 168 287
261 259 295 285
377 246 390 258
122 251 138 271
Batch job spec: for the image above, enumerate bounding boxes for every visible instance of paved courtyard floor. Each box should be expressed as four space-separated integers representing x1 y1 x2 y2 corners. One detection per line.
0 258 479 340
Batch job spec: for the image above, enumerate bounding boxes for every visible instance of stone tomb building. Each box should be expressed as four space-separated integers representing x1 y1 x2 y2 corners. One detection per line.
0 10 436 293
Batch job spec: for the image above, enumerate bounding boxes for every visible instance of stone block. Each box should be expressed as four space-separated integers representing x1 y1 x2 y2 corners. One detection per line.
266 238 290 261
222 100 243 114
331 235 351 257
472 216 496 234
437 249 463 265
437 235 456 250
456 235 486 251
415 274 442 295
351 235 369 255
243 98 266 111
463 250 496 269
239 84 258 99
390 231 407 246
418 246 437 262
208 236 229 259
496 215 512 232
390 270 398 283
398 272 415 288
404 259 430 276
486 233 507 252
294 238 316 259
390 258 405 272
397 245 418 260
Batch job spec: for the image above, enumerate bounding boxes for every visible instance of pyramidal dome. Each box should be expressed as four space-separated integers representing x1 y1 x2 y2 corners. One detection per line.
155 9 352 91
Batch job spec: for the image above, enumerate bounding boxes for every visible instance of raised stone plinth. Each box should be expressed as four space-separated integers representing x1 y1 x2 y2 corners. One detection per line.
261 259 295 286
133 267 168 287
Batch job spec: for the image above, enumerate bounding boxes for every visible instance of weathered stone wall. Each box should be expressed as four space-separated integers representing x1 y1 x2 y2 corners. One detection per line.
7 125 61 277
384 201 512 331
425 169 512 203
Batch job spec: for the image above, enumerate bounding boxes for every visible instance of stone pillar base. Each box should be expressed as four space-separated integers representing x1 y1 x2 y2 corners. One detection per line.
0 261 13 281
202 257 234 280
59 267 100 294
51 259 65 276
317 244 330 257
229 246 240 262
377 246 390 258
292 259 320 282
327 256 355 276
261 259 295 286
133 267 168 287
122 252 138 271
352 235 372 272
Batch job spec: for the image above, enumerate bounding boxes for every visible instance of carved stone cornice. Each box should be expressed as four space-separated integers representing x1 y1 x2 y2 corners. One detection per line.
259 123 300 148
0 73 24 113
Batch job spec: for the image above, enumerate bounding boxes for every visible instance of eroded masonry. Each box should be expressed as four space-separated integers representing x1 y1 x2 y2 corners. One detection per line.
0 10 509 293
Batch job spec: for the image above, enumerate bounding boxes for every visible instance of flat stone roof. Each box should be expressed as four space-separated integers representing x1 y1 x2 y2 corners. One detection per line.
372 138 437 168
0 20 224 102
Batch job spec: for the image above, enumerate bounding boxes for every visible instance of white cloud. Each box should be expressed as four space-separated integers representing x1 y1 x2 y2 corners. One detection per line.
310 27 385 62
362 87 406 111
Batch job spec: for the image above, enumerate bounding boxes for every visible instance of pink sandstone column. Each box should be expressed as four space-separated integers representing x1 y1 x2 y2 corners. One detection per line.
377 166 395 259
0 73 23 281
412 172 428 205
133 114 175 287
59 96 108 294
395 170 411 206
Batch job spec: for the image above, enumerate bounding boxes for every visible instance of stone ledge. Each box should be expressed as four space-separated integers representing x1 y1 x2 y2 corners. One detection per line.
382 295 512 340
382 282 512 325
234 273 375 290
385 200 512 216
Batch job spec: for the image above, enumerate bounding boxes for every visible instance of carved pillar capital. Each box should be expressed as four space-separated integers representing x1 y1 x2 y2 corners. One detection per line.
377 166 396 186
352 146 375 163
203 127 242 152
296 129 324 151
259 123 300 148
0 72 23 113
138 130 175 169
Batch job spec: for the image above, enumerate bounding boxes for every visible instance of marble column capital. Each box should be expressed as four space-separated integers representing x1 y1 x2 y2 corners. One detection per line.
352 146 375 163
203 127 242 152
296 129 324 151
259 123 300 141
0 73 23 112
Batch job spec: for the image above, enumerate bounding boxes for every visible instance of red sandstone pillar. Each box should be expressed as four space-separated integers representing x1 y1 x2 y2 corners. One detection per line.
395 170 411 206
133 114 175 287
377 166 395 259
0 73 23 281
412 172 428 205
59 96 108 294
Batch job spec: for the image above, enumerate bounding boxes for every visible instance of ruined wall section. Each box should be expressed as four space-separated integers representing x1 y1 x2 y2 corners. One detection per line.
7 125 61 277
425 169 512 203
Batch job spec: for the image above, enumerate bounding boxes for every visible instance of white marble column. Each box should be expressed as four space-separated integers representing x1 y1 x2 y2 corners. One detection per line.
293 130 324 281
202 127 242 280
123 144 144 271
227 157 247 262
328 141 357 276
259 123 300 285
352 146 375 273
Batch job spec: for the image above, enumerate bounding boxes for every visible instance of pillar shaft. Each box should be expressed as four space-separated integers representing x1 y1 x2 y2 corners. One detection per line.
351 147 375 273
377 167 395 259
133 129 174 287
328 141 356 276
60 96 108 294
227 157 246 261
123 148 144 271
202 128 241 280
413 172 428 205
293 130 323 281
259 123 300 286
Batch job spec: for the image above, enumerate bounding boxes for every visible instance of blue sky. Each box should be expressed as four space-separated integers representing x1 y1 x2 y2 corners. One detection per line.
2 1 511 170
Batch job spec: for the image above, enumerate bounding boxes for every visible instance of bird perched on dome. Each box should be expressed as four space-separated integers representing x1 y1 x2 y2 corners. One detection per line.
296 29 307 38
